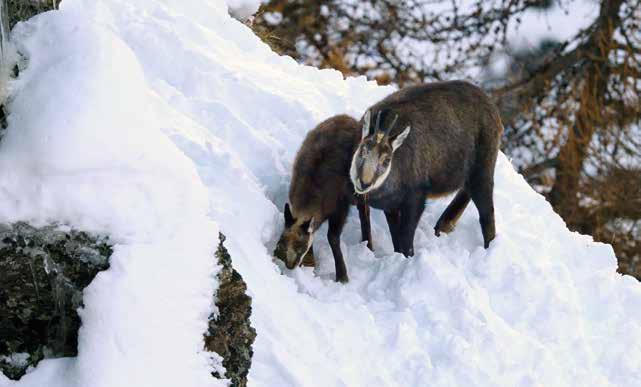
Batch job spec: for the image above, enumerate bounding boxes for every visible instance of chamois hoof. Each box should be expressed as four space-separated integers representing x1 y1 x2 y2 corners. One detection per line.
434 220 456 237
401 247 414 257
336 274 349 284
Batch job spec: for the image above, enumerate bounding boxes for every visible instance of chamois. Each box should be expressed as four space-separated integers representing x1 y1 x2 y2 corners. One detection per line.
350 80 503 256
274 114 373 283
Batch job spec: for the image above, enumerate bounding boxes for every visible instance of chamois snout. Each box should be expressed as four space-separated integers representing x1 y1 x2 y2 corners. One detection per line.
350 109 411 194
274 203 315 270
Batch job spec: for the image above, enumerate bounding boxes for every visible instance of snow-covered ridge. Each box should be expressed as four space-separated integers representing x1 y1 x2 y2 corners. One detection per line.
1 1 640 386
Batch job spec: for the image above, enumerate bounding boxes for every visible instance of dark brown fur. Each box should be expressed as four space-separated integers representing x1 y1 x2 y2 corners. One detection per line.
276 115 373 283
353 80 503 255
289 115 362 222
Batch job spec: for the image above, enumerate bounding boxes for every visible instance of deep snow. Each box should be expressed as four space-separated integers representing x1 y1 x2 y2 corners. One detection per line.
1 1 640 387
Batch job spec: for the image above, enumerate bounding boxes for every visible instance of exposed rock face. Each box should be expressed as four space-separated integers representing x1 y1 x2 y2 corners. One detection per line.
0 226 256 384
205 234 257 387
7 0 57 29
0 222 112 380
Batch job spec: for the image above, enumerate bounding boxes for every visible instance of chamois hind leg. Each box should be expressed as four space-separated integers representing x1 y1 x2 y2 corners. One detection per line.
328 201 350 283
399 193 427 257
469 169 496 249
384 209 402 253
357 200 373 251
434 190 471 237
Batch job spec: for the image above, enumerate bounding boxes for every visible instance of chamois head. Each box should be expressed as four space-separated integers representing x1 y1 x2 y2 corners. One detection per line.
350 109 411 194
274 203 315 269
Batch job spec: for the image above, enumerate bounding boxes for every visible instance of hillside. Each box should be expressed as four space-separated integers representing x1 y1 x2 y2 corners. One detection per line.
1 1 640 386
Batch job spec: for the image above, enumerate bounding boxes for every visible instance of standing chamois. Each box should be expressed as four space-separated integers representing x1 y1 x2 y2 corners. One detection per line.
350 80 503 256
274 115 373 283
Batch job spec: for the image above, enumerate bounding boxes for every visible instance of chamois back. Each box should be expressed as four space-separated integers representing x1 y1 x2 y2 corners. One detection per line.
289 115 360 221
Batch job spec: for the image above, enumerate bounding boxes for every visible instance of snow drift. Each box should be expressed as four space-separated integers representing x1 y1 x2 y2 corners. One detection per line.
1 0 640 386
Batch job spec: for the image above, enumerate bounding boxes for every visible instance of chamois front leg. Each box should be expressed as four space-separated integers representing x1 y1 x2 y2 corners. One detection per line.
384 209 402 253
328 202 350 283
357 200 373 251
399 193 426 257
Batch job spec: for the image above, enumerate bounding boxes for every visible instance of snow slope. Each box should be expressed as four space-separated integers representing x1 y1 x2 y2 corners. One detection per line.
1 1 640 386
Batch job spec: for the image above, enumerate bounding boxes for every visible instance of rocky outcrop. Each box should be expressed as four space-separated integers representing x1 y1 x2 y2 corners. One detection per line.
6 0 58 29
0 226 257 384
205 234 257 387
0 222 112 380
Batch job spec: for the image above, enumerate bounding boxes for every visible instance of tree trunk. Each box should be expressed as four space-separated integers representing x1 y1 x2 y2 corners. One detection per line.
548 0 623 228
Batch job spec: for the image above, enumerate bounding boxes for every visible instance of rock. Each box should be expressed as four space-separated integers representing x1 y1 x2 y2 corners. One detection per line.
0 226 256 383
6 0 58 29
0 222 112 380
204 233 257 387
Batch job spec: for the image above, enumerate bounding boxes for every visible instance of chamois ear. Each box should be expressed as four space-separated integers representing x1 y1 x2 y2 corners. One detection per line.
284 203 295 227
361 110 371 139
391 126 411 151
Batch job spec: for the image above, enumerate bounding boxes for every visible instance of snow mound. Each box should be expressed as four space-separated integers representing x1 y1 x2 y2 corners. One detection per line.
224 0 262 20
1 1 640 387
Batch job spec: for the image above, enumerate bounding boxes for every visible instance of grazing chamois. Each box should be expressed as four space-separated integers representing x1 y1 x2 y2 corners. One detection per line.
350 80 503 256
274 115 373 283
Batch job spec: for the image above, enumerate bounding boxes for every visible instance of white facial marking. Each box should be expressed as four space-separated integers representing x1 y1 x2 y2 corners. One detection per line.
350 147 362 191
352 155 393 194
392 126 411 151
298 230 314 267
362 110 371 139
